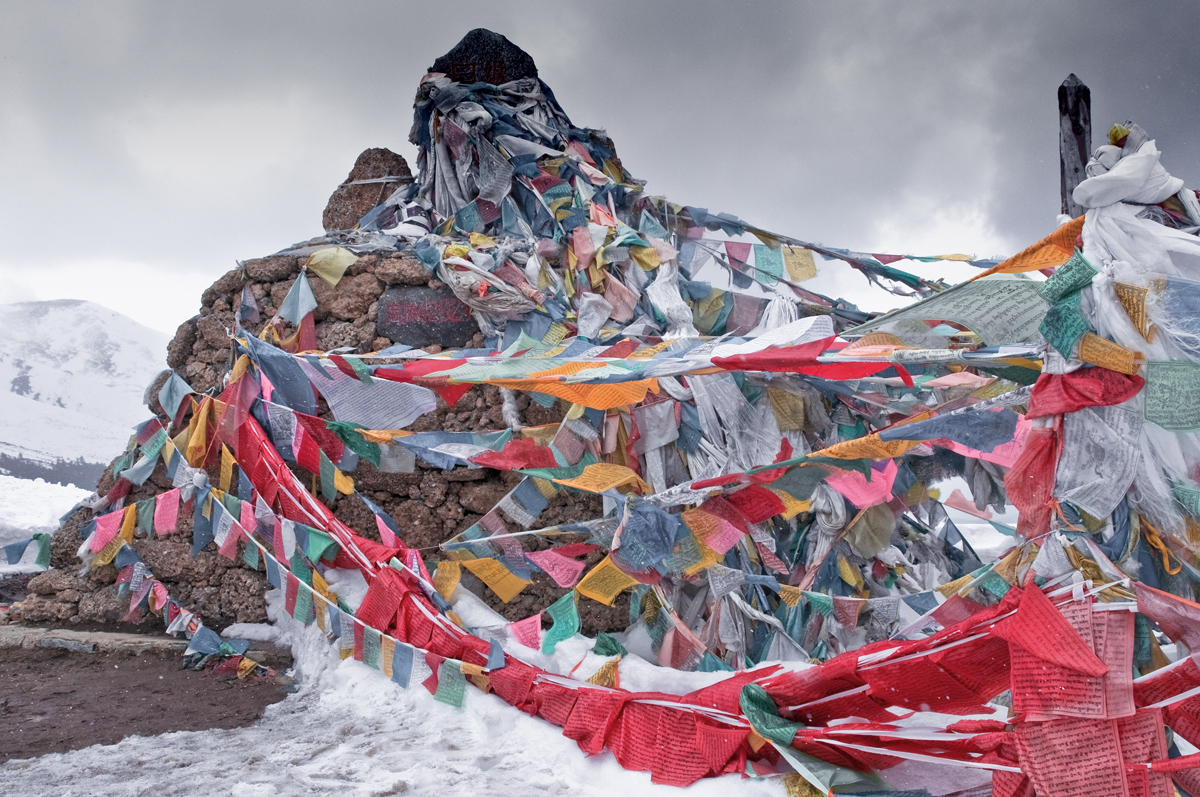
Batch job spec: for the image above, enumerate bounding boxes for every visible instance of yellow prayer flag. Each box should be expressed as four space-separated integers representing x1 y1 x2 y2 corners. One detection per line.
1112 282 1155 343
461 558 530 603
220 444 236 494
553 463 652 495
576 556 639 606
184 398 213 468
935 573 974 598
836 555 865 591
585 657 621 687
305 246 358 287
783 247 817 282
356 429 412 444
816 433 921 461
433 560 462 600
230 354 251 382
333 469 355 495
630 245 660 271
381 635 394 678
314 593 327 633
1079 333 1142 376
771 490 809 520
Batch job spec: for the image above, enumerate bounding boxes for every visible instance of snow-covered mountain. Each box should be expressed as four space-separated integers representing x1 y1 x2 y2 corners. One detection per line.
0 300 169 488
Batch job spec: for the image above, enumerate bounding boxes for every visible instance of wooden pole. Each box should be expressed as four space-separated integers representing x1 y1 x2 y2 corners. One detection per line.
1059 74 1092 218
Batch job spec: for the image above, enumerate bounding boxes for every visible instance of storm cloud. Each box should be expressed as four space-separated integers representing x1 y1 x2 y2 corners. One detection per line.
2 1 1198 331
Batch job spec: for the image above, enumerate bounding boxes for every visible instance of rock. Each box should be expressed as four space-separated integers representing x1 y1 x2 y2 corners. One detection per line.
322 148 412 232
202 268 245 306
146 369 171 416
11 596 76 623
75 585 136 624
219 569 269 625
166 317 198 370
376 285 479 348
50 508 94 571
26 570 91 596
430 28 538 85
419 471 448 508
54 590 82 604
309 272 383 322
244 255 300 282
458 481 510 515
196 314 229 348
375 255 431 286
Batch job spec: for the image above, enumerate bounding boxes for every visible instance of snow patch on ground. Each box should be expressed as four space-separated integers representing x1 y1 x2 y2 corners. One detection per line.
0 474 89 543
0 474 89 575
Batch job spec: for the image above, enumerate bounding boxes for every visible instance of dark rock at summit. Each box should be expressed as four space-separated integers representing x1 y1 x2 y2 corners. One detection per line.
430 28 538 86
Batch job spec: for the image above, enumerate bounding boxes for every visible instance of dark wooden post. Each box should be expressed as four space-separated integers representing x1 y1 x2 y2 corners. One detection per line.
1059 74 1092 218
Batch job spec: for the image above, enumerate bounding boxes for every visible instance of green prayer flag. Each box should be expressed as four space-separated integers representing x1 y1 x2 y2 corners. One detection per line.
305 527 339 563
541 591 580 655
803 591 835 617
434 659 467 707
1036 250 1097 304
327 420 382 468
363 626 382 670
32 533 50 570
318 451 337 503
137 498 156 536
592 631 627 658
242 541 260 570
294 584 314 626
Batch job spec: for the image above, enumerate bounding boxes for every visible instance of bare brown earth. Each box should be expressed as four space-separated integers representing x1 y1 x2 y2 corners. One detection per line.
0 643 291 764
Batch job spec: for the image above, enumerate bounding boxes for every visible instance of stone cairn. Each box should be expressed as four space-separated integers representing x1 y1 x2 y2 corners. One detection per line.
12 148 623 635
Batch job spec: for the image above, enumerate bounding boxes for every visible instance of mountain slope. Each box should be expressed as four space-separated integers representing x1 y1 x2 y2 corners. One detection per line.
0 300 169 487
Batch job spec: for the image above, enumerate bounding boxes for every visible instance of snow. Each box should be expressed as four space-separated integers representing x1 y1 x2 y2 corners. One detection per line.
0 390 133 466
0 474 89 575
0 474 89 544
0 591 783 796
0 299 167 468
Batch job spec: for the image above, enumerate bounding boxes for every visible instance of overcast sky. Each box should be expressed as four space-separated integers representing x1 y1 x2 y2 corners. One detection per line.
2 1 1199 334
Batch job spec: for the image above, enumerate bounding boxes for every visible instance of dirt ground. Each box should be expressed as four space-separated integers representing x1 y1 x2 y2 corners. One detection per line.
0 643 292 764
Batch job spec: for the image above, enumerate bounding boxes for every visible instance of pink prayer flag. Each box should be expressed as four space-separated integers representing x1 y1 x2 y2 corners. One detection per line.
825 459 897 508
944 488 992 519
510 613 543 649
239 500 256 534
153 488 180 536
260 373 274 403
151 581 169 612
90 509 123 553
724 241 752 266
219 519 243 560
525 549 586 588
375 514 399 548
705 517 746 556
572 225 595 271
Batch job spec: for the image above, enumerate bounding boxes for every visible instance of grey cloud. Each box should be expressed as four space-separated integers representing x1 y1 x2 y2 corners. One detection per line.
2 0 1199 321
